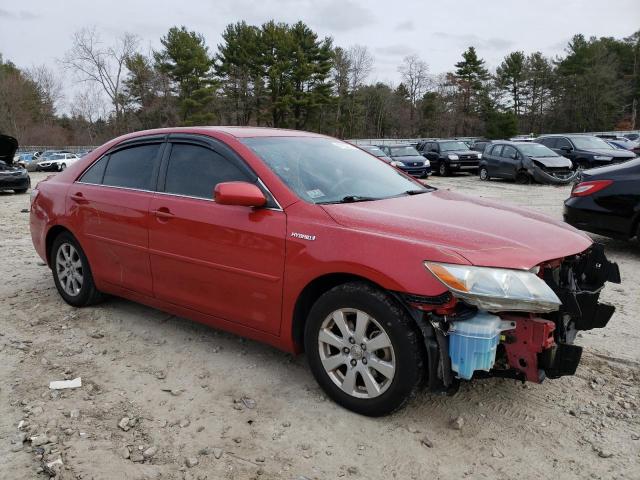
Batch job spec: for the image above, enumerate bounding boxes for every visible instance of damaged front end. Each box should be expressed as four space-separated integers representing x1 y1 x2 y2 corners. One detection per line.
405 243 620 393
526 157 580 185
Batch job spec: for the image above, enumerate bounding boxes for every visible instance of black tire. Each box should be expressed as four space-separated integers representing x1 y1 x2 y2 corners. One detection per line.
438 161 450 177
51 232 105 307
304 282 424 416
14 188 28 194
479 167 490 181
515 171 530 184
59 163 66 171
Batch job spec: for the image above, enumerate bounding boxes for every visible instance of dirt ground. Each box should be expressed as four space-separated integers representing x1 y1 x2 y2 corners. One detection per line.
1 171 639 480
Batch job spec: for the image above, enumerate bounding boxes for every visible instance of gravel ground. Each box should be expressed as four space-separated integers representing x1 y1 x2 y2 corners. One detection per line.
1 171 639 480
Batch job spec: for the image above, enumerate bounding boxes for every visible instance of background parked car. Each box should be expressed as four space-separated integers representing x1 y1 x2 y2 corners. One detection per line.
564 158 640 241
377 144 430 177
479 141 578 185
37 152 80 171
16 152 39 171
597 135 640 155
417 139 480 176
470 139 490 153
623 133 639 142
535 134 635 169
0 135 31 194
357 144 393 163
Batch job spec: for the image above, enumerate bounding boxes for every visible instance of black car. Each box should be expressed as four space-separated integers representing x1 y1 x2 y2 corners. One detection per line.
417 140 480 176
377 144 431 177
357 144 393 163
564 158 640 241
479 141 579 185
0 135 31 194
535 134 635 169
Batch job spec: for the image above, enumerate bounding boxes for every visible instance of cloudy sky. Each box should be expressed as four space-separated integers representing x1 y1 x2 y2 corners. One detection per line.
1 0 639 105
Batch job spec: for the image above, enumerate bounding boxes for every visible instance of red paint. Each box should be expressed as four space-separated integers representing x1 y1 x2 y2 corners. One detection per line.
215 181 267 207
501 314 557 383
30 127 594 353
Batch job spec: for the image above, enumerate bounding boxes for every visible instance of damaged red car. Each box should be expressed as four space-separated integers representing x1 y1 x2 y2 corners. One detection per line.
30 128 620 416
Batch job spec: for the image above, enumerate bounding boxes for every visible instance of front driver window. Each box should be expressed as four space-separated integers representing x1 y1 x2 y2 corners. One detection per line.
164 143 250 199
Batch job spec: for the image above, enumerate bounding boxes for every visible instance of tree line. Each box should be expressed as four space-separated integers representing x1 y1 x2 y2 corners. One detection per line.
1 21 638 146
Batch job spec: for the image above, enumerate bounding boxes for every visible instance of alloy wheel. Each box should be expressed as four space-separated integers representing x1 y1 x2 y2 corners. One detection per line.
56 243 83 296
480 168 488 181
317 308 396 399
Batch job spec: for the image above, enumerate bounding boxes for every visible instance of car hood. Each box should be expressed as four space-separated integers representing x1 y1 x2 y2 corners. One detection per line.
392 156 424 163
0 134 18 166
529 156 572 168
587 148 635 159
321 190 591 270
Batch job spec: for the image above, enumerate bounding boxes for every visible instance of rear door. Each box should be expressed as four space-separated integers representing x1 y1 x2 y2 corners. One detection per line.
486 144 503 177
499 145 519 179
70 138 164 296
148 135 286 335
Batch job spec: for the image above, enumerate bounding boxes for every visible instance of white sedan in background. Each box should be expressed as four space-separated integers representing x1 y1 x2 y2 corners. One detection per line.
37 153 80 172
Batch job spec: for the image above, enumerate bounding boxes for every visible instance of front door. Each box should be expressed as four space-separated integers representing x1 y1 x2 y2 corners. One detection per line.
148 138 286 335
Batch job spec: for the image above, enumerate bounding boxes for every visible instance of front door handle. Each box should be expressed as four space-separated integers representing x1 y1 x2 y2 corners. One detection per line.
152 208 175 220
70 192 88 204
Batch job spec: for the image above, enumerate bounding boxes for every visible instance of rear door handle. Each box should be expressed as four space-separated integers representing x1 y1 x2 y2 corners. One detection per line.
70 192 88 204
152 208 175 219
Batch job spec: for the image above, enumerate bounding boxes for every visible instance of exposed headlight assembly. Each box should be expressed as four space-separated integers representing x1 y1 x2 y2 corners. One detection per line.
424 262 561 313
448 154 459 160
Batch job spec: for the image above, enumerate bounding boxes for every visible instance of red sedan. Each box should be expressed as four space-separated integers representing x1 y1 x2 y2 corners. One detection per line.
30 127 620 416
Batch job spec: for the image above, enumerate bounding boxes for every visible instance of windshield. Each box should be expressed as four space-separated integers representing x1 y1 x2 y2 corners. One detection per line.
570 136 614 150
388 146 420 157
360 145 386 157
439 141 469 152
517 143 559 157
242 137 428 204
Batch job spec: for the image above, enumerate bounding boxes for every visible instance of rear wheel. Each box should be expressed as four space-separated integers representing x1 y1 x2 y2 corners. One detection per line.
304 282 424 416
479 167 490 181
51 232 104 307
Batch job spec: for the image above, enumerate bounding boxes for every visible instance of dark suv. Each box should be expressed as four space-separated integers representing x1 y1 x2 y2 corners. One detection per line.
535 135 635 169
378 144 430 177
417 140 480 176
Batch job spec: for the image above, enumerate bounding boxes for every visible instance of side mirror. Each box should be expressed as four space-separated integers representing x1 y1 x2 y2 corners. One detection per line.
560 146 572 152
214 181 267 207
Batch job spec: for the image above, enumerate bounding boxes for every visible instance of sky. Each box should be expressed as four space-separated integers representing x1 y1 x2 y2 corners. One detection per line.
1 0 639 111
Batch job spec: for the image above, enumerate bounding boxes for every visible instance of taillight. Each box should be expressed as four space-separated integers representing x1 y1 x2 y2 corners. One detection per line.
571 180 613 197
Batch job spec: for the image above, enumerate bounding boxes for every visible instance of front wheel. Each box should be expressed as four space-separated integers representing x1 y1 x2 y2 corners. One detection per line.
59 163 66 171
304 282 424 416
51 232 105 307
479 167 490 181
439 162 450 176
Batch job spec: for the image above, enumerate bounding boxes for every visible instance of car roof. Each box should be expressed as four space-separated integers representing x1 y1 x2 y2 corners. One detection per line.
116 126 327 140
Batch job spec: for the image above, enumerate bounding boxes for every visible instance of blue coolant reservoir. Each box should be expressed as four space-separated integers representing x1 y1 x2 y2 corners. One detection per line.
448 311 515 380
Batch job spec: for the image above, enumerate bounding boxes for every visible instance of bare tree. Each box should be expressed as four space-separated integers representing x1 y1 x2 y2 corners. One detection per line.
347 45 374 91
62 28 139 131
398 54 429 108
71 85 107 143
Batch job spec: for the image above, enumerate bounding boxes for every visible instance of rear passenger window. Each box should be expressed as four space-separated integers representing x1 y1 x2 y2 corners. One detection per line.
164 143 250 199
102 144 161 190
502 146 517 159
490 145 502 156
79 156 108 184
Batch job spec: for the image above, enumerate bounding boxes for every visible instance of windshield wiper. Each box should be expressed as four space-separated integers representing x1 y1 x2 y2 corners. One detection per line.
318 195 379 204
404 189 429 195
